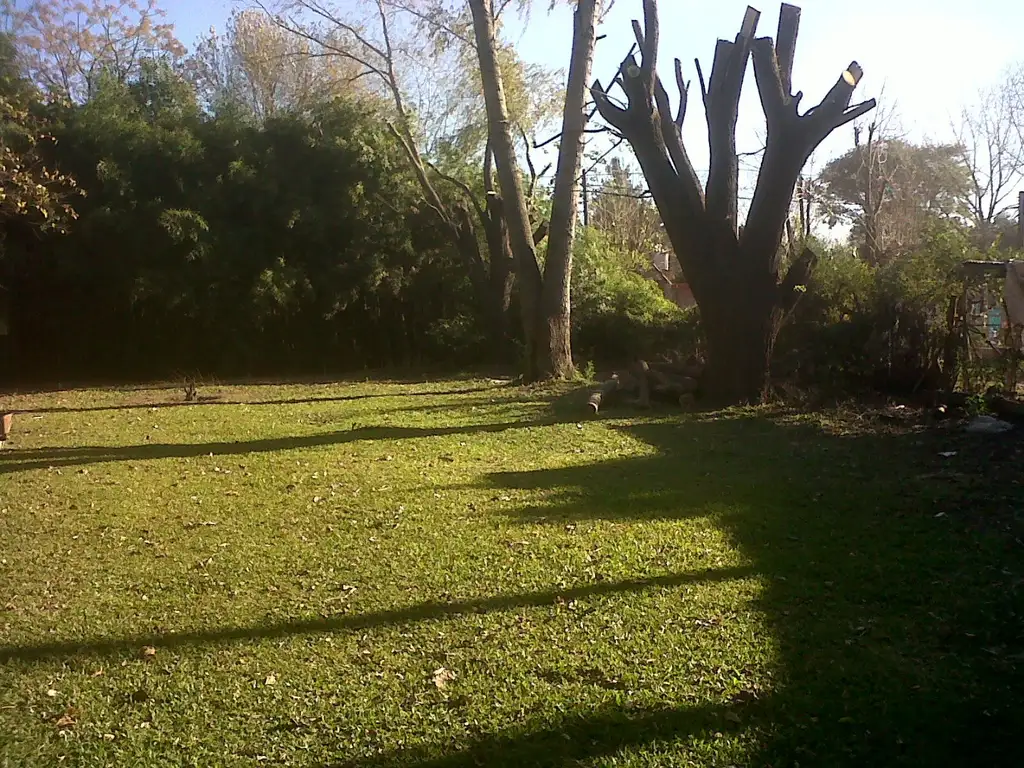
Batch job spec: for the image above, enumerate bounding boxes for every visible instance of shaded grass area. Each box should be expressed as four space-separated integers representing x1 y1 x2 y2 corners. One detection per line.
1 380 1021 767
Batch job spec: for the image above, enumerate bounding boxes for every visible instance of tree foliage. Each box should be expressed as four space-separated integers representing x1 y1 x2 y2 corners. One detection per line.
2 57 486 381
0 34 79 237
779 222 982 393
187 8 365 120
818 130 971 263
589 158 667 258
1 0 184 103
571 226 694 365
425 17 563 165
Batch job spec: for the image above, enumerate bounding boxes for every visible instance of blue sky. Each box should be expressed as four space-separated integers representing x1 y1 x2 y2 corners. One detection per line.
166 0 1024 190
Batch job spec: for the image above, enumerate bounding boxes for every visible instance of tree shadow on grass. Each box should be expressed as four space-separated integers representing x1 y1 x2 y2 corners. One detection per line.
4 403 1022 766
348 414 1023 767
492 415 1024 767
329 701 738 768
8 385 510 416
0 417 572 475
0 565 751 664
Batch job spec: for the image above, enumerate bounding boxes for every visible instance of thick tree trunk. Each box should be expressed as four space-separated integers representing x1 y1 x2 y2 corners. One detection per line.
469 0 599 381
489 248 515 342
481 191 516 351
468 0 544 372
536 0 600 379
702 290 780 403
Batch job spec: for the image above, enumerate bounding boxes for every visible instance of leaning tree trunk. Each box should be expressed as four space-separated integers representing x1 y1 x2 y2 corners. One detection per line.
468 0 545 379
535 0 600 379
592 0 875 403
468 0 600 381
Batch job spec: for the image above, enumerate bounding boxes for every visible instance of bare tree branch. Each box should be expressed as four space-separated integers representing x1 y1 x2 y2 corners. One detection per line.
381 0 475 48
954 74 1024 237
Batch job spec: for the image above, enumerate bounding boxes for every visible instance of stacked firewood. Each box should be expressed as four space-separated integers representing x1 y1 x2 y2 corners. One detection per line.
587 358 705 414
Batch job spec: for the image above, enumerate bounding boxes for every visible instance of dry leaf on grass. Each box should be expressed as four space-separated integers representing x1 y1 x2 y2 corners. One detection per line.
432 667 456 690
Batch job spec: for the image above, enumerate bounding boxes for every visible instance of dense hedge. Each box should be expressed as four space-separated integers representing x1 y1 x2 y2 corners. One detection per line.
1 63 487 384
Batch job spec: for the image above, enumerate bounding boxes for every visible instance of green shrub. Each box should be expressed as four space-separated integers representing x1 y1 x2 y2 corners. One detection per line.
778 223 975 394
570 228 701 365
424 313 490 365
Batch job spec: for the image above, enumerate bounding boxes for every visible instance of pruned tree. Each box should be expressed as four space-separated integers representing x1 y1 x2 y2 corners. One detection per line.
1 0 184 103
591 1 875 403
468 0 600 379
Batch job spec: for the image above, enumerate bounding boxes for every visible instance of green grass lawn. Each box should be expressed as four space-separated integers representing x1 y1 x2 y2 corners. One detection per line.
1 378 1021 767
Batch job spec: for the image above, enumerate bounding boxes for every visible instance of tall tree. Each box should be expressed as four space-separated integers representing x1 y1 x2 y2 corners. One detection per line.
591 1 875 402
1 0 184 103
818 127 971 264
261 0 557 360
187 8 364 119
0 33 79 239
954 75 1024 246
468 0 600 379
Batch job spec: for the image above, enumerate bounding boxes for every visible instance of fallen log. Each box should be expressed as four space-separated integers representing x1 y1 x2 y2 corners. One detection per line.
647 365 698 393
986 394 1024 423
587 375 622 414
584 356 704 415
651 376 699 399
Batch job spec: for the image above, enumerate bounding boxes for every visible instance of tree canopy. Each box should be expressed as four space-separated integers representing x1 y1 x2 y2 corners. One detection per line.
1 0 184 103
0 32 79 237
817 137 972 263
